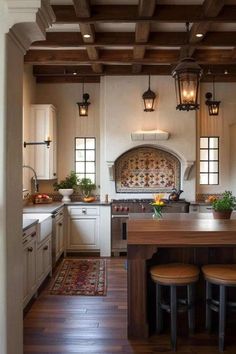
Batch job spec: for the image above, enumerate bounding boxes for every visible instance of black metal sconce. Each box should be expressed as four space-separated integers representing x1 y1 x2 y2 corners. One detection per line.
142 74 156 112
24 138 51 148
172 23 202 111
77 81 90 117
205 76 221 116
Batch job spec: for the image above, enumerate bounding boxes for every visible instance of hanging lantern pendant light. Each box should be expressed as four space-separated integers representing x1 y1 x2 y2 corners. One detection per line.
142 74 156 112
77 80 91 117
172 23 203 111
205 76 221 116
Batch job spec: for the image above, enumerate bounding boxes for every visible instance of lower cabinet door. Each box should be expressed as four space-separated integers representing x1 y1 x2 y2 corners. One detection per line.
55 217 64 261
37 237 52 285
68 216 99 250
23 238 37 306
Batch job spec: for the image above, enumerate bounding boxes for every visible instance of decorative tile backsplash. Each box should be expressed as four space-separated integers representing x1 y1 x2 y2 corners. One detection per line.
115 146 181 193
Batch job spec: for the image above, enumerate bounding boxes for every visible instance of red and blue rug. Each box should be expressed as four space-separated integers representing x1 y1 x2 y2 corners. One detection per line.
50 258 107 296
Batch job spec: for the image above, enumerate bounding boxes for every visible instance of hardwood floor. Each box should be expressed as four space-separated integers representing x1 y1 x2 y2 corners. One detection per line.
24 257 236 354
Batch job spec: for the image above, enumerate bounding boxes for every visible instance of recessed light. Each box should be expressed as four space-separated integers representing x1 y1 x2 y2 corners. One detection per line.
83 34 91 38
196 33 203 38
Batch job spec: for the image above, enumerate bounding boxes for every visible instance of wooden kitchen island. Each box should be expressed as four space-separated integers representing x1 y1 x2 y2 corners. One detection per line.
127 213 236 339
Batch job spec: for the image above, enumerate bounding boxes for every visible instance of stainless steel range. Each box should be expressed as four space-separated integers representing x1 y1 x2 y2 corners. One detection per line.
111 199 190 255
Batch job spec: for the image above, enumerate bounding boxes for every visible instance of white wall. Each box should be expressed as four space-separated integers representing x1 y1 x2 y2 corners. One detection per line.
36 82 100 192
23 65 36 192
100 76 197 202
198 82 236 194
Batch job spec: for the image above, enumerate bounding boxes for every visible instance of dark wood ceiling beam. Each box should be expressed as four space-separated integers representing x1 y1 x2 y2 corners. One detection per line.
73 0 103 75
79 23 95 43
52 5 236 23
135 22 151 43
203 0 225 17
31 31 236 48
36 76 100 83
25 49 236 65
133 0 155 74
34 64 236 83
73 0 90 18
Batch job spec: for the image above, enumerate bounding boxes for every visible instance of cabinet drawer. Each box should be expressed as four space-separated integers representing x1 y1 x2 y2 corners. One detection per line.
199 205 213 213
68 206 99 216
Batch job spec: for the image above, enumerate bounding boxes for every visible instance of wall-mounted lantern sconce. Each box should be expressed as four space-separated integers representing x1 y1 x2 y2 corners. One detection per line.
24 137 51 148
172 23 202 111
205 76 221 116
142 74 156 112
77 81 90 117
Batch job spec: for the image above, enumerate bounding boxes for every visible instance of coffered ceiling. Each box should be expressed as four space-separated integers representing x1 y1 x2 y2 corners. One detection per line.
25 0 236 83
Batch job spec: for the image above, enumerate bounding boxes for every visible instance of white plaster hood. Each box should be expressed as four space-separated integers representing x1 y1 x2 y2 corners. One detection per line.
131 129 169 141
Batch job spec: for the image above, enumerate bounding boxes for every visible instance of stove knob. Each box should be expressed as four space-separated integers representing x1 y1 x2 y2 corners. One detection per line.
141 204 146 212
120 205 124 212
126 206 129 212
114 206 118 212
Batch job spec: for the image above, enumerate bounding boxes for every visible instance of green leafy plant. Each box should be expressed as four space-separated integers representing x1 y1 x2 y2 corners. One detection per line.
212 191 236 211
53 171 79 191
78 177 96 198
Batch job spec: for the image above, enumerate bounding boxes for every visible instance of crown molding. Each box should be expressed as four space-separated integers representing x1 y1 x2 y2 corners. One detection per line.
7 0 55 52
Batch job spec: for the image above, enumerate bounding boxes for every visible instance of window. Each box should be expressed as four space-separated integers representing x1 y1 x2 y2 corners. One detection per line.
75 137 96 183
200 137 219 185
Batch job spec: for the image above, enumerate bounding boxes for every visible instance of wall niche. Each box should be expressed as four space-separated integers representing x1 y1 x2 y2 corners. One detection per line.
115 146 181 193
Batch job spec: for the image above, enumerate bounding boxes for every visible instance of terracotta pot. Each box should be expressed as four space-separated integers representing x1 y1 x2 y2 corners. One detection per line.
212 210 232 219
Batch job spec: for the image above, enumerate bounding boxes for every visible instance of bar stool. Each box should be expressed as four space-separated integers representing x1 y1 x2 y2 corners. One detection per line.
202 264 236 352
150 263 199 351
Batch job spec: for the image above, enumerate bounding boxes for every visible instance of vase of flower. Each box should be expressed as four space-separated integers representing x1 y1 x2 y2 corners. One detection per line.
150 194 165 219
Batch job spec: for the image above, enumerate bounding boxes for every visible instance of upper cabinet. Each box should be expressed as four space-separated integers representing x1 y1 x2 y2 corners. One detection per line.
29 104 57 180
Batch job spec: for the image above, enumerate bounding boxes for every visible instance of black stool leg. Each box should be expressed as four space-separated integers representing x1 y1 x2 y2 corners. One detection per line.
219 285 226 352
206 281 212 332
156 283 163 334
187 283 195 334
170 285 177 351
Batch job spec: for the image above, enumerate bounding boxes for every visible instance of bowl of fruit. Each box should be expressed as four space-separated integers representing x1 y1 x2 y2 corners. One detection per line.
33 193 53 204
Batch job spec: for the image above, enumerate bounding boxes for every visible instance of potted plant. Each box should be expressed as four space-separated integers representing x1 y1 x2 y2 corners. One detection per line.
78 177 96 202
211 190 236 219
53 171 79 202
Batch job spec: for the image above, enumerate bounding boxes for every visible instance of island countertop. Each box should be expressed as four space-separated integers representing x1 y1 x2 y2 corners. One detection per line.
127 213 236 247
127 212 236 339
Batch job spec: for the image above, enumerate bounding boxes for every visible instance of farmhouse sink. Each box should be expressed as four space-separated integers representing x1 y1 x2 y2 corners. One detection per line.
23 213 52 242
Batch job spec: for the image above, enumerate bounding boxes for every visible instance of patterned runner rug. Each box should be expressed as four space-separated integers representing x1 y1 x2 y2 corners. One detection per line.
50 258 107 296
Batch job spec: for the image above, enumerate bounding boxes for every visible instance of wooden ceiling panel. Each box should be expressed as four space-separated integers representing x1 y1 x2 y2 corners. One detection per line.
25 1 236 82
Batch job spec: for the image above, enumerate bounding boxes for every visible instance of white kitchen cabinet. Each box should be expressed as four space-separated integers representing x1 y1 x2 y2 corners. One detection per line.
37 236 52 286
29 104 57 180
52 208 64 265
189 204 213 213
67 206 100 251
22 225 37 307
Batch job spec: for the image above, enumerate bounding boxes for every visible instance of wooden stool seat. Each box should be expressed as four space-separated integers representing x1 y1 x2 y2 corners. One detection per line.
202 264 236 285
150 263 199 285
150 263 199 351
202 264 236 351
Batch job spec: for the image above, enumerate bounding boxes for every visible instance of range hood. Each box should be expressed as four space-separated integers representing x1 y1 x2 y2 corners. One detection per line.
131 129 169 141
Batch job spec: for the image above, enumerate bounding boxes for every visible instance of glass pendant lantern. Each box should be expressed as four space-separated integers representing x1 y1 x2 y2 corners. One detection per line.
142 74 156 112
205 76 221 116
172 23 203 111
77 81 90 117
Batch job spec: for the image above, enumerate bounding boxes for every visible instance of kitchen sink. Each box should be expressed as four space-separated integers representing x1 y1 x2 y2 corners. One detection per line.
23 213 52 242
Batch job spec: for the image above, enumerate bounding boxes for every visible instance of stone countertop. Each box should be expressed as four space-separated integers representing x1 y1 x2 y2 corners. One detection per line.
23 201 111 214
22 218 38 232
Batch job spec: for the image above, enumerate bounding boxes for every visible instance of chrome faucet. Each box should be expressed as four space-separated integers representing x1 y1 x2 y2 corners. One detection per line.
23 165 39 193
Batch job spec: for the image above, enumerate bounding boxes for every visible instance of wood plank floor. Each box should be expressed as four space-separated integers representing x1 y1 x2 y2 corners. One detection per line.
24 257 236 354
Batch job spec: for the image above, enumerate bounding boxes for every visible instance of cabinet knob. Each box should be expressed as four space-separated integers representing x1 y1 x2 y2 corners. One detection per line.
59 222 62 226
43 245 49 251
82 208 86 214
53 173 56 176
27 247 33 252
31 232 36 238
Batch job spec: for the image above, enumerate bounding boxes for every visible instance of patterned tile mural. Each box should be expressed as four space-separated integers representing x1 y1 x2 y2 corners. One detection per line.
115 146 181 193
